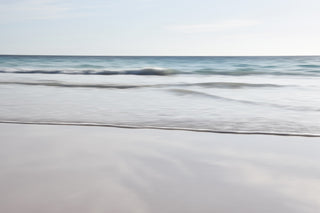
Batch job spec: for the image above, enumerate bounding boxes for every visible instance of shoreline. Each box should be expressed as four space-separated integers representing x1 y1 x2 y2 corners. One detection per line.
1 123 320 212
1 120 319 137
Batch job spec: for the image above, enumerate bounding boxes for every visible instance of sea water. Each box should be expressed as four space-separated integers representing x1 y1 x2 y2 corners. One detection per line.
0 55 319 136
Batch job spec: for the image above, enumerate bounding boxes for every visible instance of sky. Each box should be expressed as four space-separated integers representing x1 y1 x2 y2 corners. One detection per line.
0 0 320 56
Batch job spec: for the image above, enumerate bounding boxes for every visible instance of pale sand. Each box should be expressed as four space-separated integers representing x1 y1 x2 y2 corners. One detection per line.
0 124 320 213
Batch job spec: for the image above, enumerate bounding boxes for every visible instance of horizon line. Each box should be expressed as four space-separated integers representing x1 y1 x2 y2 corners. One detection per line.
1 54 320 57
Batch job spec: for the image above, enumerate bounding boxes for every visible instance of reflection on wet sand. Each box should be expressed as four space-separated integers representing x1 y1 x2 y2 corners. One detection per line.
0 124 319 213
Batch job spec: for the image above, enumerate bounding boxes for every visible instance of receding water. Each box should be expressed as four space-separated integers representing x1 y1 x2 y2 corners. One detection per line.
1 55 320 136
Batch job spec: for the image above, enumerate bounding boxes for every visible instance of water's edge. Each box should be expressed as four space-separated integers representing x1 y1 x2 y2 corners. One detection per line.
1 120 319 137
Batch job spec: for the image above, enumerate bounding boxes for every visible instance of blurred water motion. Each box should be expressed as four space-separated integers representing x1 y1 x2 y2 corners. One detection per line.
0 55 320 136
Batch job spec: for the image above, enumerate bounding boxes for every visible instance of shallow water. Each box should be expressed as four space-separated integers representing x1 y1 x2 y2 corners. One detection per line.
1 55 320 136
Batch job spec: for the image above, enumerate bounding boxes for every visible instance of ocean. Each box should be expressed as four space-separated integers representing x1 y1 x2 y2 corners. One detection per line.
0 55 319 136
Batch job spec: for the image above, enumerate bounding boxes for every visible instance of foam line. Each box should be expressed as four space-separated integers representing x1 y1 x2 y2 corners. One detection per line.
1 120 319 137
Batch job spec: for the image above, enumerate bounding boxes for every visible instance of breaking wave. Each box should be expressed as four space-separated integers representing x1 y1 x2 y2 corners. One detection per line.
0 67 319 76
0 68 179 76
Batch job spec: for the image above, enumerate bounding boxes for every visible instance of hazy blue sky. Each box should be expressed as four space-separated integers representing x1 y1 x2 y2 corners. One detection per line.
1 0 320 55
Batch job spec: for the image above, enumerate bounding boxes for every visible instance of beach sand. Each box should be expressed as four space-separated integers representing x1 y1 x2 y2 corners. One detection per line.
0 123 319 213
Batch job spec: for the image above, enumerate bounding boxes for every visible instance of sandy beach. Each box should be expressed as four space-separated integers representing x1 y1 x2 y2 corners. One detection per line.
0 123 319 213
2 0 320 212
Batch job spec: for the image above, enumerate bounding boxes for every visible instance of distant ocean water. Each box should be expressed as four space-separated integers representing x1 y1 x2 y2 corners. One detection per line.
0 55 320 136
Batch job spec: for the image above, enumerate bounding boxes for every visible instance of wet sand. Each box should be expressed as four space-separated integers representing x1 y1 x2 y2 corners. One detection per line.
0 123 320 213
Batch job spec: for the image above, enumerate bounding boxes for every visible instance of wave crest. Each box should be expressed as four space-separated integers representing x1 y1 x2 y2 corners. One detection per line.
0 67 319 76
0 68 179 76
